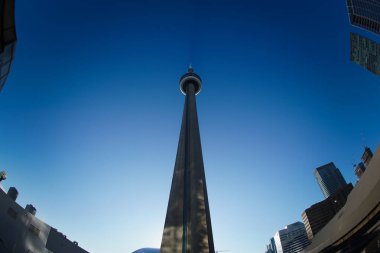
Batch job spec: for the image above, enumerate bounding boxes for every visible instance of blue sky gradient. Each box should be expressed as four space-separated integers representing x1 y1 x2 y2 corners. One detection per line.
1 0 380 252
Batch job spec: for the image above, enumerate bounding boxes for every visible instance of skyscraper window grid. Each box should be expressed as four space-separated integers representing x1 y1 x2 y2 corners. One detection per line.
350 32 380 77
346 0 380 35
314 162 347 199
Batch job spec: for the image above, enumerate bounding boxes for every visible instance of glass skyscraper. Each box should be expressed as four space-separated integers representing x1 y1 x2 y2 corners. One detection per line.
346 0 380 35
314 162 347 199
273 222 310 253
350 33 380 77
265 237 277 253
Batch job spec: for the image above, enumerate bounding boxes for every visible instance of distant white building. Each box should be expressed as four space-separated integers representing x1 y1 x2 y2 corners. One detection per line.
0 183 89 253
273 221 310 253
132 248 159 253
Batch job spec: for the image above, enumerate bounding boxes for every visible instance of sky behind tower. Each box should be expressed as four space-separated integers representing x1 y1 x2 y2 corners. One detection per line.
1 0 380 252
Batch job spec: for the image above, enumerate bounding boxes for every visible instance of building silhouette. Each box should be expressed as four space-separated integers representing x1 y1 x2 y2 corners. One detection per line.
273 222 310 253
0 181 89 253
160 67 215 253
314 162 347 198
302 183 353 240
304 144 380 252
346 0 380 35
350 33 380 77
0 0 17 91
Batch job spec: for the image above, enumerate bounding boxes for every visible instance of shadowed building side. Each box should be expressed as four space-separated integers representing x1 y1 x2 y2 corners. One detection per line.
160 68 215 253
302 183 353 240
0 0 17 91
314 162 347 199
0 180 89 253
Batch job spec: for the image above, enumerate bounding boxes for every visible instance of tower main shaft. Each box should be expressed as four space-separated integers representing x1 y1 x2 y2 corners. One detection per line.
160 68 215 253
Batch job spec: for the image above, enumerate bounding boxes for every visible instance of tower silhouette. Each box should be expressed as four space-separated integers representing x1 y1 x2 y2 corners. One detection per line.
160 67 215 253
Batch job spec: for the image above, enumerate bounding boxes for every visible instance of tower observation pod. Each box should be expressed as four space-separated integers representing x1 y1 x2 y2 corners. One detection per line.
179 66 202 96
160 67 215 253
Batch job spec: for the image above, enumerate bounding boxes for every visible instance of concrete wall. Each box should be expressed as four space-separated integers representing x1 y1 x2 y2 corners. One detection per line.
0 186 88 253
0 187 51 253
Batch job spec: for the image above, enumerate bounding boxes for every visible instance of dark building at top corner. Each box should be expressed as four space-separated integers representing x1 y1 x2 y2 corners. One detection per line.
0 0 17 92
346 0 380 35
350 32 380 77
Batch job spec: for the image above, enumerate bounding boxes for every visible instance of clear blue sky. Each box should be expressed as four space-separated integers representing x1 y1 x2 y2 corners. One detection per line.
1 0 380 252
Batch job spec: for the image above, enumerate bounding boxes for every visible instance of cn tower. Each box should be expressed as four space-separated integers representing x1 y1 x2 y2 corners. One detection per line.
160 67 215 253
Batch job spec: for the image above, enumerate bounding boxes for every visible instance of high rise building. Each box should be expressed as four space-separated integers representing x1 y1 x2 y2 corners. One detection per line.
314 162 347 198
346 0 380 35
302 183 353 240
354 147 374 180
160 67 215 253
350 33 380 77
265 245 275 253
355 162 366 179
361 146 374 167
0 0 17 91
265 237 277 253
273 222 310 253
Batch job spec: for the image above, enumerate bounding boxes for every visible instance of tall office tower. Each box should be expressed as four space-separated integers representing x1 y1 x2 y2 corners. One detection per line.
302 183 353 240
270 237 277 253
355 147 374 179
350 33 380 77
273 222 310 253
265 245 275 253
265 237 277 253
346 0 380 35
160 67 215 253
0 0 17 91
361 146 373 167
314 162 347 198
355 162 367 179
